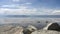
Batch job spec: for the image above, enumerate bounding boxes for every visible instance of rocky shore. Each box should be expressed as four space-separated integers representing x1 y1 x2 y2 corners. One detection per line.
0 22 60 34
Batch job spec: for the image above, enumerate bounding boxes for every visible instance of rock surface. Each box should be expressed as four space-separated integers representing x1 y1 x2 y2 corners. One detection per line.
23 25 37 34
27 25 37 31
43 23 60 31
0 23 60 34
0 25 23 34
31 30 60 34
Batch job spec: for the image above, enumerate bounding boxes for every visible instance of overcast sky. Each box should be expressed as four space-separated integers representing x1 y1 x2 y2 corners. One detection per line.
0 0 60 15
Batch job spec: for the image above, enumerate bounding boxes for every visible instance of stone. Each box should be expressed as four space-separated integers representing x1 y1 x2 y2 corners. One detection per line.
43 22 60 31
27 25 37 31
23 25 37 34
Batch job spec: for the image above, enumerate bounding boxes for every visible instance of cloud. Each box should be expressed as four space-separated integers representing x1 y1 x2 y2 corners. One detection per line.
0 4 20 8
0 7 55 15
25 3 32 5
0 4 59 15
51 10 60 15
0 2 32 9
6 8 37 15
12 0 20 2
0 8 38 15
1 5 15 7
0 8 9 14
19 2 32 6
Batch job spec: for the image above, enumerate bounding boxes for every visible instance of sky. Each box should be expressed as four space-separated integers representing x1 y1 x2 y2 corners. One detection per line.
0 0 60 15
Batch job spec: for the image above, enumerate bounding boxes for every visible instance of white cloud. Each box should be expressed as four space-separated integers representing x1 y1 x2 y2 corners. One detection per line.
7 8 37 15
13 0 20 2
0 8 38 15
51 10 60 15
25 3 32 5
1 4 19 8
0 5 59 15
9 8 54 15
0 8 53 15
0 2 32 8
1 5 15 7
52 10 60 13
20 2 32 6
0 8 9 14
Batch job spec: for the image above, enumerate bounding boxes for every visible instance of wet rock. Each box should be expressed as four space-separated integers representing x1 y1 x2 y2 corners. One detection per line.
43 23 60 31
46 21 49 23
23 25 37 34
37 21 40 23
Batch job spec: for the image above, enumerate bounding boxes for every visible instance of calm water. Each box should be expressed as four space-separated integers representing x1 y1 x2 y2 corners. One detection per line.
0 15 60 29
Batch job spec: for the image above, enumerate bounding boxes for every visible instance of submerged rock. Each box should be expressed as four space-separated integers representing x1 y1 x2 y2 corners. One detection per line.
43 22 60 31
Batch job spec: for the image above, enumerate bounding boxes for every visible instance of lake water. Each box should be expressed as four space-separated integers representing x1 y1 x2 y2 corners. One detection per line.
0 15 60 29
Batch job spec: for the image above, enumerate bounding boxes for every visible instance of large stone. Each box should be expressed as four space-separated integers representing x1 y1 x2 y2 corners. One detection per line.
23 25 37 34
27 25 37 31
43 22 60 31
